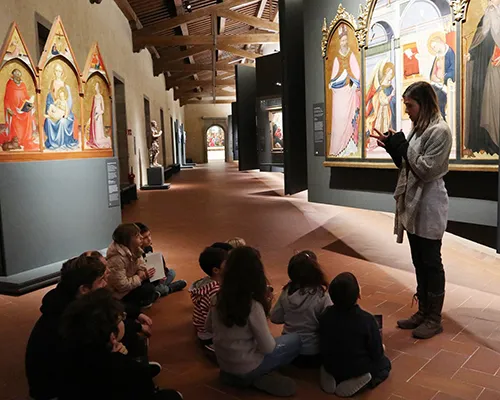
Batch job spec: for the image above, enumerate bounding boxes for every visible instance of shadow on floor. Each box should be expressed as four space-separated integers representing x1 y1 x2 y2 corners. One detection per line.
251 190 283 197
323 240 368 261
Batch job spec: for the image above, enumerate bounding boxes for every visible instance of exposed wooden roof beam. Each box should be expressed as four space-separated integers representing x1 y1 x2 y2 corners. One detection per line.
159 46 212 64
135 33 280 49
177 84 235 95
243 0 267 64
182 99 235 106
177 88 236 100
164 63 235 72
114 0 143 29
133 0 259 38
173 0 200 83
216 9 279 32
256 0 268 18
170 78 235 90
212 13 217 103
217 44 260 59
218 0 227 62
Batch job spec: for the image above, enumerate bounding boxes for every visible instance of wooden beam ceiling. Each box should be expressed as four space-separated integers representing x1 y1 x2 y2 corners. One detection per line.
113 0 278 104
134 33 279 50
216 10 279 32
171 78 235 91
162 63 235 72
173 0 200 84
134 0 260 38
158 45 212 64
114 0 142 29
177 88 236 101
217 44 260 60
181 99 235 106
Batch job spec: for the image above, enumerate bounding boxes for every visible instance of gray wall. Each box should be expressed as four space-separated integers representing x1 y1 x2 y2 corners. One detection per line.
302 0 498 248
0 158 122 275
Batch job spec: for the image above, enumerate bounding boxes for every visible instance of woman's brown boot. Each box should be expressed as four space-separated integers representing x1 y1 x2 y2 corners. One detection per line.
412 292 444 339
397 292 427 330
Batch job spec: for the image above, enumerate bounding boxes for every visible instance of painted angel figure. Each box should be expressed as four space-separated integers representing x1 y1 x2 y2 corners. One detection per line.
328 24 361 157
149 120 163 167
365 60 397 150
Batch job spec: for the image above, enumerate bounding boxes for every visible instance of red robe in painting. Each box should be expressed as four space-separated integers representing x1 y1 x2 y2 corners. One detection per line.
3 78 37 149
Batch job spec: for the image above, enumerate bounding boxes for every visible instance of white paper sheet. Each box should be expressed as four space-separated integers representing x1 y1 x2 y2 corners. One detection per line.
144 252 166 282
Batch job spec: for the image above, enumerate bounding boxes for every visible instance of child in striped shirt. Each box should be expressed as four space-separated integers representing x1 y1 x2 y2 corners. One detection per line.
189 245 229 351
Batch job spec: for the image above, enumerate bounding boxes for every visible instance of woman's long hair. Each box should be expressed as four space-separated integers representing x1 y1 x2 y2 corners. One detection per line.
284 250 329 296
403 81 440 134
216 246 271 327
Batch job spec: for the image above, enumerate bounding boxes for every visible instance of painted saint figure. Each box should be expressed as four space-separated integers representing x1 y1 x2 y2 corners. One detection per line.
87 82 111 149
328 24 361 157
149 120 162 167
365 60 396 150
44 62 79 150
465 0 500 156
2 68 37 150
403 44 420 78
429 33 455 121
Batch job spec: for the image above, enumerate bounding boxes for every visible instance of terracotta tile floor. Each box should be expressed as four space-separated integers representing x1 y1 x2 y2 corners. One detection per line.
1 162 500 400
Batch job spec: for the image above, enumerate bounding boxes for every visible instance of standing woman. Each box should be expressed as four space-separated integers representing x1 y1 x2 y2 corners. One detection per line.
370 81 452 340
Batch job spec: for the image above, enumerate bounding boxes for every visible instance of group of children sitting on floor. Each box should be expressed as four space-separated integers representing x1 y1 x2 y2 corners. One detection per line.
25 223 391 400
190 242 391 397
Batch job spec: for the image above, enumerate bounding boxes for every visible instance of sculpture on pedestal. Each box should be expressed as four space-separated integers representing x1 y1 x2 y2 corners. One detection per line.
149 120 162 167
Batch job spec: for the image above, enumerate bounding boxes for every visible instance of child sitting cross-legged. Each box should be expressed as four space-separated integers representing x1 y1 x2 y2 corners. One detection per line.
189 245 229 350
135 222 187 297
319 272 391 397
206 246 301 397
270 250 332 368
58 289 182 400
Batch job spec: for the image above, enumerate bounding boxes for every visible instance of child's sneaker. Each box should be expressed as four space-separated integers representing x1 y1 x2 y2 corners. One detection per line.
149 361 162 378
168 280 187 293
204 343 215 352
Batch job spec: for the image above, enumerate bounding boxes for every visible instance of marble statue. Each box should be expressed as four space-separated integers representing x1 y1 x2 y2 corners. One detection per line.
149 120 162 167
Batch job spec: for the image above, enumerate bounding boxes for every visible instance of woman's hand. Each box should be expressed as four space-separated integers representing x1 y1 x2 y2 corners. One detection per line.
369 128 396 148
147 268 156 279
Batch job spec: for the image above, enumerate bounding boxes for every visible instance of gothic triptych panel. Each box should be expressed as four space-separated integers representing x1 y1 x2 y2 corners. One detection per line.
0 16 113 162
323 0 498 171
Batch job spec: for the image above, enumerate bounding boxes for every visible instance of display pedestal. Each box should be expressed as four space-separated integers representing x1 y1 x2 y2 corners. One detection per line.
141 166 171 191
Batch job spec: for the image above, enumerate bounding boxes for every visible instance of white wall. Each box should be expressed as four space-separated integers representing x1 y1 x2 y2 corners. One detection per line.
1 0 184 184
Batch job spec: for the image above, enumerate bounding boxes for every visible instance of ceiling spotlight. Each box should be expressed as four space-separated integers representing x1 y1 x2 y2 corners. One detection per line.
276 82 282 86
184 1 192 12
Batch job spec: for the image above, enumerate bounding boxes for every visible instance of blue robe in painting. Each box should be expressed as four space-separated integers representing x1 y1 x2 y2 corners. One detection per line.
430 46 455 121
44 85 78 150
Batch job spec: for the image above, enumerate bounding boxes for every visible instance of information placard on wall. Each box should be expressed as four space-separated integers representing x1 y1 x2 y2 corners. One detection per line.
313 103 325 156
106 160 120 208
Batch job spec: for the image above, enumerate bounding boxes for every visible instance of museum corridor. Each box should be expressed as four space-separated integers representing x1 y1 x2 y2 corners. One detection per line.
1 163 500 400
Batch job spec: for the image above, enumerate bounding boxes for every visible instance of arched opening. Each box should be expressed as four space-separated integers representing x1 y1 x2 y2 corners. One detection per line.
206 125 225 162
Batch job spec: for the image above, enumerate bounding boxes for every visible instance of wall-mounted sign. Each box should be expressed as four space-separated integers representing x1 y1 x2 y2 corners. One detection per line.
313 103 325 156
106 159 120 208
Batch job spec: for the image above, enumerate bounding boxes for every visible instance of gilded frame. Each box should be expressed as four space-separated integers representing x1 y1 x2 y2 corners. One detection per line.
322 5 363 161
321 0 498 171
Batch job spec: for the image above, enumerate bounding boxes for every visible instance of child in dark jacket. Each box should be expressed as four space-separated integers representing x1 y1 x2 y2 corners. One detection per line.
319 272 391 397
58 289 181 400
136 222 187 296
25 251 151 400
